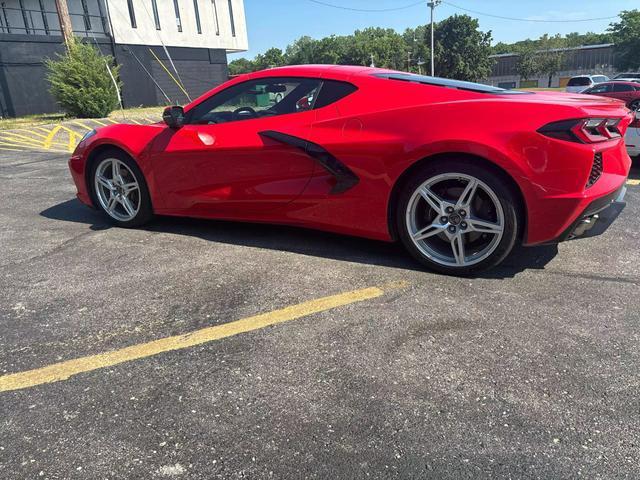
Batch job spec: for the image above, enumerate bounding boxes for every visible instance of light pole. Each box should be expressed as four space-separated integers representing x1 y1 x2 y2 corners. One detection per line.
427 0 441 77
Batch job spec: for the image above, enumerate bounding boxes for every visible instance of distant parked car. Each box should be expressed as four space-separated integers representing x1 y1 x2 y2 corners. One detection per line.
614 73 640 80
565 75 609 93
626 111 640 158
581 81 640 110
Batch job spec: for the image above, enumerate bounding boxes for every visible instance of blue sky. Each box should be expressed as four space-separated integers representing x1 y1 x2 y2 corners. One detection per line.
230 0 637 60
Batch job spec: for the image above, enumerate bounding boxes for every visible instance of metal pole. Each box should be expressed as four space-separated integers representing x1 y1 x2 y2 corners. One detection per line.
54 0 73 46
427 0 440 77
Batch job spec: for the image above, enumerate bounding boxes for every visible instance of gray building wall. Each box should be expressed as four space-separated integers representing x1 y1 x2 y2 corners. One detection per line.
0 0 245 117
487 44 617 89
0 34 229 117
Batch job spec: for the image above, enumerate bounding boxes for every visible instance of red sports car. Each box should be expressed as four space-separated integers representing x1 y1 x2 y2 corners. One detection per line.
69 65 632 275
580 81 640 111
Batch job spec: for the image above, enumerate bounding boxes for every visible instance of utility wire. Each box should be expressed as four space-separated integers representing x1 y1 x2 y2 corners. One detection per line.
308 0 424 12
308 0 619 22
442 1 619 23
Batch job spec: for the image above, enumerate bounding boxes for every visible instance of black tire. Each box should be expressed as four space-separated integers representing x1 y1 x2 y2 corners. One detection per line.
395 159 521 276
89 149 153 228
630 100 640 112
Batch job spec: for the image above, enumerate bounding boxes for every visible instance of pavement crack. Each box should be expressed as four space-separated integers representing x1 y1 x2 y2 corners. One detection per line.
0 230 97 269
544 270 639 285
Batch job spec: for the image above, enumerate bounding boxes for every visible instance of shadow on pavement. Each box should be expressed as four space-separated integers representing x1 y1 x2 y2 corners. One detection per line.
41 199 559 279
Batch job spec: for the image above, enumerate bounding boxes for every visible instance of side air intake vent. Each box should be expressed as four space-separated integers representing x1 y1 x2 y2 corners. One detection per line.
586 152 603 188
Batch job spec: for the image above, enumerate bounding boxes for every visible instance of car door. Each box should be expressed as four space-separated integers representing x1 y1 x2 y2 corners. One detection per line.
612 83 635 104
584 83 614 99
150 77 322 215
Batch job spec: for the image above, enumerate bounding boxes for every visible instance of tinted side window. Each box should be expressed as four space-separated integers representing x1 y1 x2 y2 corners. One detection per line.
186 77 322 125
313 80 358 109
613 84 633 92
587 84 611 94
568 77 591 86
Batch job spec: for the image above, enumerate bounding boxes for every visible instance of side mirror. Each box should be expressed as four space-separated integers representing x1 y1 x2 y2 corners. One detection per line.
163 106 184 129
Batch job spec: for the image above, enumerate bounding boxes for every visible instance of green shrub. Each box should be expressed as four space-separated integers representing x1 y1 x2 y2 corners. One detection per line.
45 38 122 118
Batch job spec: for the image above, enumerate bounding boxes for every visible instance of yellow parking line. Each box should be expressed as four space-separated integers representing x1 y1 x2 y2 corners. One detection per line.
15 128 49 140
43 125 62 150
0 140 67 153
35 126 53 134
627 178 640 186
60 126 81 152
130 118 142 125
0 146 22 152
0 131 67 149
0 285 393 393
0 134 44 148
70 121 94 132
90 119 108 127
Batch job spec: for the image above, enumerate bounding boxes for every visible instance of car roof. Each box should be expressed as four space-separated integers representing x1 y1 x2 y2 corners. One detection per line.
248 64 393 81
599 80 639 85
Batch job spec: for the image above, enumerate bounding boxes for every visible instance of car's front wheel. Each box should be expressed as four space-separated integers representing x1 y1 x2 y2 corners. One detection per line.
90 150 153 227
396 160 520 275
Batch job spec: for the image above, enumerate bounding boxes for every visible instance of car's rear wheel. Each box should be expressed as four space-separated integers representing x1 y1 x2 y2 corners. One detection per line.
90 150 153 227
396 160 520 275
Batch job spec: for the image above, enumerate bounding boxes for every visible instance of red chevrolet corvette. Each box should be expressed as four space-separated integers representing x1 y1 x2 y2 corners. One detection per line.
69 65 632 275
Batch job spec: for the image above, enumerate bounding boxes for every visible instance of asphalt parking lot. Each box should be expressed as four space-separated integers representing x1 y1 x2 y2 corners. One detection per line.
1 144 639 479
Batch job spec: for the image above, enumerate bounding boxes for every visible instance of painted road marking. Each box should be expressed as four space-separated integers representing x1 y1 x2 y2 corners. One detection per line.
42 125 62 150
0 285 402 393
627 178 640 186
71 121 94 132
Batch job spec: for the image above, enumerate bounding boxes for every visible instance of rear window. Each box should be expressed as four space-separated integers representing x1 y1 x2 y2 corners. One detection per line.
374 73 528 94
314 80 358 109
568 77 592 86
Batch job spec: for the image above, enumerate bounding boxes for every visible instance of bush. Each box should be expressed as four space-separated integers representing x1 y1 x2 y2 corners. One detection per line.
45 38 121 118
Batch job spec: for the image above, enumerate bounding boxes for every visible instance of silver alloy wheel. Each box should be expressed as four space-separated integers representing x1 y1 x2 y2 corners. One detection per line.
94 158 141 222
406 173 505 267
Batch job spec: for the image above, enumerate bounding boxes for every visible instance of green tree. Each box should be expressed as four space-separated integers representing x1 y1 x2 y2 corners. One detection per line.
315 35 353 64
536 34 566 87
254 47 285 70
284 36 322 65
434 14 494 81
228 57 255 75
45 38 120 118
609 10 640 70
515 45 540 81
345 27 407 69
403 25 431 73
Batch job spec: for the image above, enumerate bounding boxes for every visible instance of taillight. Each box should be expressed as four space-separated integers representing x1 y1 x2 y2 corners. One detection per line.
538 118 623 143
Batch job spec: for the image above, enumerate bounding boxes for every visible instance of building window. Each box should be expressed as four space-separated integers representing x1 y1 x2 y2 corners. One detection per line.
38 0 50 35
0 3 10 34
126 0 137 28
18 0 32 34
211 0 219 35
227 0 235 37
173 0 182 32
80 0 92 31
193 0 201 34
151 0 161 30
